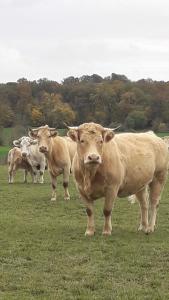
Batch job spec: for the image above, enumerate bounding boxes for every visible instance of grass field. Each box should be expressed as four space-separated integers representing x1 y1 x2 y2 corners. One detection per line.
0 166 169 299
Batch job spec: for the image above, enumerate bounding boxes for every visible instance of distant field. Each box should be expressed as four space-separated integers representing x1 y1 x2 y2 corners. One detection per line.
158 132 169 137
0 165 169 299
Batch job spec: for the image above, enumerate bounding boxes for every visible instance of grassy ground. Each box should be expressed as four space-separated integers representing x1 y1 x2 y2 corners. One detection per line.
0 166 169 299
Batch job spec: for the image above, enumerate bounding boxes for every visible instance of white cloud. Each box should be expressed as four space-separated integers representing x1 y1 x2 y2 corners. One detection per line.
0 0 169 82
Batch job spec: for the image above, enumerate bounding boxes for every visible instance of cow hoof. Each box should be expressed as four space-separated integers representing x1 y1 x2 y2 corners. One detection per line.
64 196 70 201
85 230 95 236
138 224 149 234
51 197 56 201
102 230 112 236
128 195 136 204
147 226 155 233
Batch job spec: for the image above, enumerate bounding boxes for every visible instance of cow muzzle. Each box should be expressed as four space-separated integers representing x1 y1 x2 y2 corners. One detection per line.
85 154 102 165
39 146 48 153
22 152 27 158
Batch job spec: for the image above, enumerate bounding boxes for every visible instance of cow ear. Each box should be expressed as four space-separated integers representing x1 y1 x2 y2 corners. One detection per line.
67 129 79 142
103 129 115 143
13 140 20 147
50 130 58 137
28 128 38 138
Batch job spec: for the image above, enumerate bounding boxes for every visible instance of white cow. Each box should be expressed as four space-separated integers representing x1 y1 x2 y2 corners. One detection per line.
13 136 46 183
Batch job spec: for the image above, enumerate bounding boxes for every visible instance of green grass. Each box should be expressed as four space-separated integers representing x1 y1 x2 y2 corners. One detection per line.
0 166 169 299
157 132 169 137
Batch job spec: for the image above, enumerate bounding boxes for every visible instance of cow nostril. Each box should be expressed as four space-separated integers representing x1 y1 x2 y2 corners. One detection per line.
88 155 100 161
39 146 47 152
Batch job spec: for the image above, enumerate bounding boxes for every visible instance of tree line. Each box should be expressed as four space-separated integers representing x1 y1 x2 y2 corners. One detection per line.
0 73 169 132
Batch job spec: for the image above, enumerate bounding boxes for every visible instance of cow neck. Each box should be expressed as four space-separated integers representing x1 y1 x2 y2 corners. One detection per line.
26 145 32 160
80 160 99 195
46 136 60 163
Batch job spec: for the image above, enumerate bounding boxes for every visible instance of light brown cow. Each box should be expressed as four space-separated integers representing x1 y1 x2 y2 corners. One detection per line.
8 147 34 183
28 125 76 201
68 122 168 236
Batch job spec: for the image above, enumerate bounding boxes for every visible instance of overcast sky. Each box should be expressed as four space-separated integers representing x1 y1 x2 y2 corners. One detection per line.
0 0 169 83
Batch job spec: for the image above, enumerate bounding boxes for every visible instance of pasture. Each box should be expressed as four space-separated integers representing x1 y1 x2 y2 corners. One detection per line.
0 166 169 299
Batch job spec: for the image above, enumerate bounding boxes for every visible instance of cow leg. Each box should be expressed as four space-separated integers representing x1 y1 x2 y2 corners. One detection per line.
81 195 95 236
103 188 117 235
63 165 70 201
33 171 38 183
39 161 46 184
9 164 16 183
50 173 57 201
136 187 149 233
24 170 28 183
39 171 44 184
8 167 14 183
148 171 167 233
30 171 34 183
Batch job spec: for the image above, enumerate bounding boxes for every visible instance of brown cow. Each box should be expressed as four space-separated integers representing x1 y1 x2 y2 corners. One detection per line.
28 125 76 201
68 122 168 236
8 147 34 183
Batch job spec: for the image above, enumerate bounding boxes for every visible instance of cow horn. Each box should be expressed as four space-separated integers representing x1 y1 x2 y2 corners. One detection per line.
49 127 57 131
69 126 79 130
29 127 38 132
63 122 78 130
104 125 121 131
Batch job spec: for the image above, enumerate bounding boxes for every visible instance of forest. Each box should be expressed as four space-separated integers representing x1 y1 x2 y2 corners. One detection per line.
0 73 169 133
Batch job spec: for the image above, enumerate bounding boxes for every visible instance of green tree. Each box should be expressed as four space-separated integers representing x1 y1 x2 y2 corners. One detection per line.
125 111 148 130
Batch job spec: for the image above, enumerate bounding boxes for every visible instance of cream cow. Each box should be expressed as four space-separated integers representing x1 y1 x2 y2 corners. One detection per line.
28 125 76 200
68 122 168 236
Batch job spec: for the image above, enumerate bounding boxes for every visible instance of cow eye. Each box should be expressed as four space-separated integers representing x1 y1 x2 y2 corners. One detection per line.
98 139 103 144
80 140 85 143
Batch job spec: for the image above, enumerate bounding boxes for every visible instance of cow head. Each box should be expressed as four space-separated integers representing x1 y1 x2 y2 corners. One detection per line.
28 125 58 154
67 122 118 166
13 136 38 158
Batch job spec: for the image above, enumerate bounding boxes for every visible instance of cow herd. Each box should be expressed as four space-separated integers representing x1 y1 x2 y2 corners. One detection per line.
7 123 169 236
